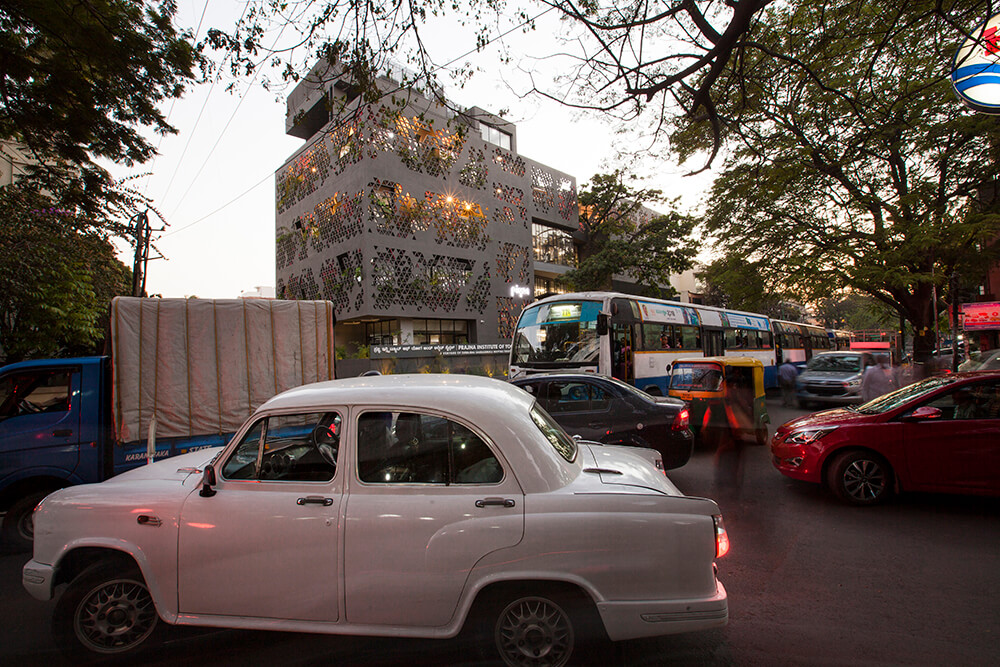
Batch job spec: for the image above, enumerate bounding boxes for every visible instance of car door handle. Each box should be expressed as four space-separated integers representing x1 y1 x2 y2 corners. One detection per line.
297 496 334 506
476 497 516 508
52 429 73 437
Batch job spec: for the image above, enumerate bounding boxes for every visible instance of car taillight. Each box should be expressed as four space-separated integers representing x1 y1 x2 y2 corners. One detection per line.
713 515 729 558
671 407 690 431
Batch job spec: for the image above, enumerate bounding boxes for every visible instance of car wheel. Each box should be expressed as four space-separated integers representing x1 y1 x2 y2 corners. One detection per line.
1 489 53 552
755 426 768 447
492 594 576 667
53 561 162 660
827 450 894 505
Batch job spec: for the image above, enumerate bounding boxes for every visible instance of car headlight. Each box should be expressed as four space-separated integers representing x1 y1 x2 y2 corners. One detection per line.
784 427 837 445
844 378 861 387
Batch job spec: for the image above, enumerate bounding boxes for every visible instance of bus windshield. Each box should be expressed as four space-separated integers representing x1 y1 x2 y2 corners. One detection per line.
512 300 602 367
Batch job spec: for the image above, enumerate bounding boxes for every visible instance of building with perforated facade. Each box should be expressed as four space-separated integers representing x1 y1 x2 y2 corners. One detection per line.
276 61 580 351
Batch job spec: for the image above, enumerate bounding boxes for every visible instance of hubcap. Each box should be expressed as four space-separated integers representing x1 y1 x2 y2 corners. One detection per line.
75 579 157 653
496 597 573 667
843 459 886 502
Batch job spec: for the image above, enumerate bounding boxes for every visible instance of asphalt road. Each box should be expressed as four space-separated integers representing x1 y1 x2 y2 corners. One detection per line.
2 397 998 666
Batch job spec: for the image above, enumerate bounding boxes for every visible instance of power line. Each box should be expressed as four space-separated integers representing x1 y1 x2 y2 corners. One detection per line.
142 0 212 197
162 171 271 237
160 6 554 234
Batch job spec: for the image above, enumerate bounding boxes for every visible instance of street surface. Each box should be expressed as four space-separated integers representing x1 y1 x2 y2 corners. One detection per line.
2 397 998 666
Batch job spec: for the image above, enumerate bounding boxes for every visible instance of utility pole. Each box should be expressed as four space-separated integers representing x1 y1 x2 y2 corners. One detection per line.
130 209 150 297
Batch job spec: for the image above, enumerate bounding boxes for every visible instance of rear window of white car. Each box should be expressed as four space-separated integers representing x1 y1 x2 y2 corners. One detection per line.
530 405 577 462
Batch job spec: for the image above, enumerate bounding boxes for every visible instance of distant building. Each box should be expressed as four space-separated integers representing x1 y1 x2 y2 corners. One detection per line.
0 140 34 187
240 286 276 299
276 61 699 351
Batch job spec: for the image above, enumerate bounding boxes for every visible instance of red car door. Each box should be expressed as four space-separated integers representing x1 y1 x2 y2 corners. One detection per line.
900 379 1000 493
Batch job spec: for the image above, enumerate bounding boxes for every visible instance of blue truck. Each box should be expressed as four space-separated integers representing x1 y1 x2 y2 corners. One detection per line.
0 297 336 550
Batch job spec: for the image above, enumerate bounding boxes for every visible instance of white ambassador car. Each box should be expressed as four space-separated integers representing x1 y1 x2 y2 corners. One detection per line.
23 374 728 665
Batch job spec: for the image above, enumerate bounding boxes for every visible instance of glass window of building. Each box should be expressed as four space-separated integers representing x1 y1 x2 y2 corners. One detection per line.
534 276 572 297
532 222 577 266
479 123 511 150
413 319 470 344
366 320 400 345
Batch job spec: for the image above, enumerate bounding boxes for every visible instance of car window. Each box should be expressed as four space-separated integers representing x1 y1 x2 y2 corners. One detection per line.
221 411 341 482
0 369 75 420
544 380 610 413
918 380 1000 420
357 411 503 485
530 405 577 462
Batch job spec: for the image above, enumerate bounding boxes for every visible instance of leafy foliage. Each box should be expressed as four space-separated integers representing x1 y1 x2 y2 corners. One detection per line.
0 0 199 216
202 1 772 166
673 0 1000 359
696 256 804 320
561 171 697 295
0 187 131 363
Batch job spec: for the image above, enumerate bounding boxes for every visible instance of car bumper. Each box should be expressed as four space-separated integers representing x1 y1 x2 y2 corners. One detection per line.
597 580 728 641
795 389 861 405
22 559 55 601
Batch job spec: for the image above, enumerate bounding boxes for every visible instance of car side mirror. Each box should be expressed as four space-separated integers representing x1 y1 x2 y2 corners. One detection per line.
199 463 217 497
596 313 609 336
903 406 942 422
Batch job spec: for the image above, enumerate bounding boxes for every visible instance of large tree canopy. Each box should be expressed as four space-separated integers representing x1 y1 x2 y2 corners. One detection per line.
560 171 697 295
674 0 1000 361
0 186 132 364
205 1 772 164
0 0 199 216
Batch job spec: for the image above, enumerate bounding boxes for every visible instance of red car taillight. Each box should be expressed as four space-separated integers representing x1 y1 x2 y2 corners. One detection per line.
714 515 730 558
671 407 690 431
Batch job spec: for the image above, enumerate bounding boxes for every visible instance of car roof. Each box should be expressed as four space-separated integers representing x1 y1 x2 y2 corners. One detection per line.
511 373 610 383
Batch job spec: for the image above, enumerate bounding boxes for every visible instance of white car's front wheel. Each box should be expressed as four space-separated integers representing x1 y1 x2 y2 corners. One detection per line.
53 561 162 660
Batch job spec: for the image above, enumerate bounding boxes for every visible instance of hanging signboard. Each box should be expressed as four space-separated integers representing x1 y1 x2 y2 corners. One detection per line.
951 13 1000 113
962 302 1000 330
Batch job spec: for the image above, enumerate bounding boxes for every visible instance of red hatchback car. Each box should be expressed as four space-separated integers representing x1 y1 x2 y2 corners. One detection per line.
771 371 1000 505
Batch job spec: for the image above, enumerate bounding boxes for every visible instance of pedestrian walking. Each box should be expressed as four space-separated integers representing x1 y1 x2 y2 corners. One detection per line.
861 354 896 402
778 360 798 407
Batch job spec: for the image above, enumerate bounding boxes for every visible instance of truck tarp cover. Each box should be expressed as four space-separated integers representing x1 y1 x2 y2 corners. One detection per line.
110 297 336 443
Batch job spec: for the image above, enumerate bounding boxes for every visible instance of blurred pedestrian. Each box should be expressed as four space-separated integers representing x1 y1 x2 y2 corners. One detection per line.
778 360 798 407
861 354 896 402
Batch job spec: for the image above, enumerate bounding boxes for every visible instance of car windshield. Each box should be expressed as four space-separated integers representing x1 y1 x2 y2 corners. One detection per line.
669 363 723 391
807 354 862 372
853 375 960 414
511 301 601 367
529 405 578 462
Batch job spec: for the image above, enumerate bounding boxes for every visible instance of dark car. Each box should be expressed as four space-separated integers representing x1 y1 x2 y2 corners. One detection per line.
771 371 1000 505
511 374 693 469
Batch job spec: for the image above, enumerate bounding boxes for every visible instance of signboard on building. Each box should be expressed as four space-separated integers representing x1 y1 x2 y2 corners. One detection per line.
371 343 511 359
962 302 1000 330
951 13 1000 113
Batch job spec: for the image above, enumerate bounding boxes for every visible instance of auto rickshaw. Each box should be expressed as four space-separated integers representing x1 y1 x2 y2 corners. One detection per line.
667 356 770 446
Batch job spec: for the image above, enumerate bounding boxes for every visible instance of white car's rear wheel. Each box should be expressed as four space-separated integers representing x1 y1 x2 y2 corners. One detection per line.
494 594 575 667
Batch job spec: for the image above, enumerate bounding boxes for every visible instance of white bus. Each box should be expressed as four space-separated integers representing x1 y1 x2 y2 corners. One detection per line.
509 292 779 394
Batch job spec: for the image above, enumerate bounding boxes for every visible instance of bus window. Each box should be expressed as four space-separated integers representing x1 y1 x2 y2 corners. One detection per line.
681 325 700 351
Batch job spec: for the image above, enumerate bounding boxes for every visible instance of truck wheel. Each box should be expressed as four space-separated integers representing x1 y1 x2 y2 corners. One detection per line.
53 561 163 660
2 489 52 552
